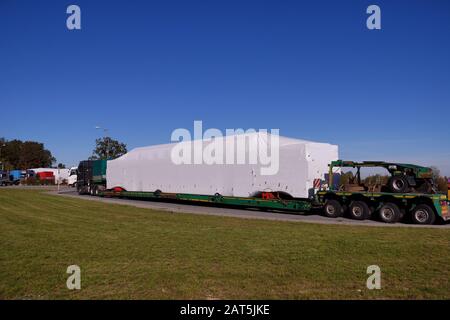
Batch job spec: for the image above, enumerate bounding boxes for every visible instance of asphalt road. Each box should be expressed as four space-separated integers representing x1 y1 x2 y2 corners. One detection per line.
50 188 450 229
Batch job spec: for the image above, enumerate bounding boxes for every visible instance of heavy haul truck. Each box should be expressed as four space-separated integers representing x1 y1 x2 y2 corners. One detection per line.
77 159 449 225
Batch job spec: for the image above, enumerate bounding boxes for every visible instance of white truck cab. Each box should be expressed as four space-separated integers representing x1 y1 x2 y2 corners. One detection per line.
68 166 78 187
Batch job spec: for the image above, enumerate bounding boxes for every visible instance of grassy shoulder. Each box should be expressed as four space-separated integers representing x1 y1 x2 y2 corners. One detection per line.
0 188 449 299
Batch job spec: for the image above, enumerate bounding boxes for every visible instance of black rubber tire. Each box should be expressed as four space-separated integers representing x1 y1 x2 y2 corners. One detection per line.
388 176 409 193
411 204 436 225
323 199 344 218
379 203 401 223
348 201 371 220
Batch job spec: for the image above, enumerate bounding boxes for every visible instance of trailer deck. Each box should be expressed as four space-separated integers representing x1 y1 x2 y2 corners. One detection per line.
100 190 314 212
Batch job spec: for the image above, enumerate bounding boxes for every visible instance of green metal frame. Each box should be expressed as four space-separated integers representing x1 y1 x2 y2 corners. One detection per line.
100 190 313 212
328 160 433 188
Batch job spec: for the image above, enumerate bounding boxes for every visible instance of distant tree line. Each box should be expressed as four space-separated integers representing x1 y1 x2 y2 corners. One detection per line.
89 137 127 160
0 136 127 171
0 138 57 170
430 166 449 194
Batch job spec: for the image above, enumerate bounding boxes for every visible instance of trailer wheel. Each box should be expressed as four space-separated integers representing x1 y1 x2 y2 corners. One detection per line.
388 176 409 193
379 203 401 223
323 199 344 218
411 204 436 225
348 201 371 220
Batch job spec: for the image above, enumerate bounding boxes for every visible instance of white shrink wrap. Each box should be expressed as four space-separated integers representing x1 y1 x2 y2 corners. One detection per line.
106 132 338 198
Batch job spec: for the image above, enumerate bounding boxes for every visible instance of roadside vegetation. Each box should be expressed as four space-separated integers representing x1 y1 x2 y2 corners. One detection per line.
1 189 449 299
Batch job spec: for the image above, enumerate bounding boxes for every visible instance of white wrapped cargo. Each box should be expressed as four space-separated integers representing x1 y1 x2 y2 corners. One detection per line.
106 132 338 198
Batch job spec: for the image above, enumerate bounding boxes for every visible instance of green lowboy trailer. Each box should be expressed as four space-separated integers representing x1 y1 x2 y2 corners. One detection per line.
77 159 449 225
101 190 314 212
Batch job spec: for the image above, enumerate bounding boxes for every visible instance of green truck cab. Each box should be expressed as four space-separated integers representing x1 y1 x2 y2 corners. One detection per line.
316 160 449 225
76 159 107 196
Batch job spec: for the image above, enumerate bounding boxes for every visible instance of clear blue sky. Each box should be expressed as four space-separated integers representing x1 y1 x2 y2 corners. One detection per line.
1 0 449 174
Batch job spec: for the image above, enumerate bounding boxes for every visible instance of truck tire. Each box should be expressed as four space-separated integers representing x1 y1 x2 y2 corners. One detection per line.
323 199 344 218
379 203 401 223
388 176 409 193
411 204 436 225
348 201 371 220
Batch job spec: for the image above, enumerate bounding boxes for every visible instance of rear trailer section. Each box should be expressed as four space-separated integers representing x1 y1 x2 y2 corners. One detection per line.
317 190 450 224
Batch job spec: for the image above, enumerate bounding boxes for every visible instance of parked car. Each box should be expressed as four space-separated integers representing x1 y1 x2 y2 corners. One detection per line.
0 170 12 186
9 170 24 185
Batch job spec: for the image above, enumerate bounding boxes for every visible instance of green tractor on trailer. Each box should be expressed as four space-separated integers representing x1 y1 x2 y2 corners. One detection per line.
77 159 449 225
317 161 449 224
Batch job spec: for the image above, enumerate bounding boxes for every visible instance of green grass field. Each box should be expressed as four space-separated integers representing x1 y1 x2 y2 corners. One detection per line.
1 188 449 299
